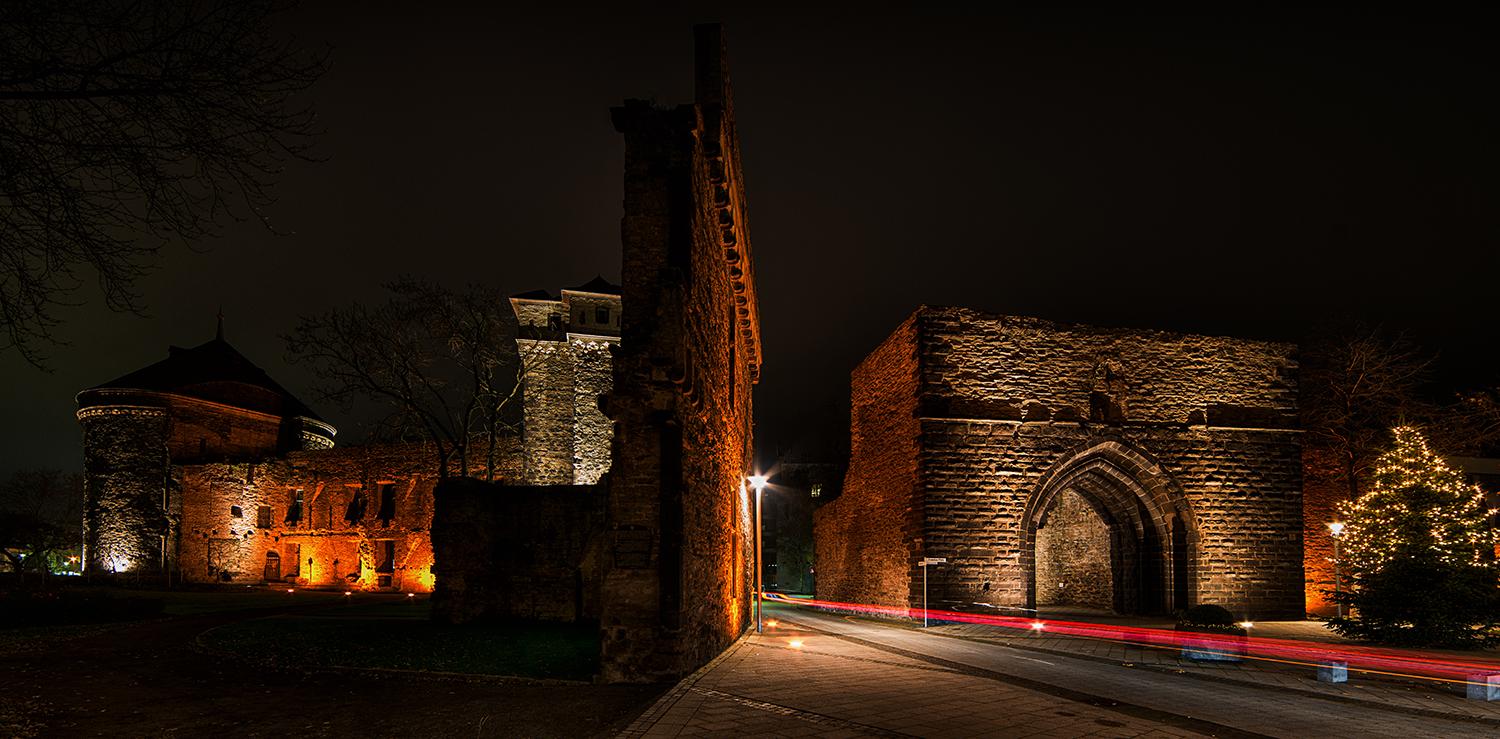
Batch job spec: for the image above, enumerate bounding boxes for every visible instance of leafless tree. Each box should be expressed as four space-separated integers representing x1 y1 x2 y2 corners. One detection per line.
285 279 542 480
0 0 328 368
0 468 84 583
1303 318 1500 500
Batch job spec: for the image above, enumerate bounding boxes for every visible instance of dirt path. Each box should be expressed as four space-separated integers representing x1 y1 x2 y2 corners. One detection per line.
0 604 665 739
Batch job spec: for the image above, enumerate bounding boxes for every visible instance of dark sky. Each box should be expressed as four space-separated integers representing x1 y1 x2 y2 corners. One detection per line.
2 4 1495 476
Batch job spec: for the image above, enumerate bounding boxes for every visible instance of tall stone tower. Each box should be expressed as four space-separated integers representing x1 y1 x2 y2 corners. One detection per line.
600 24 762 682
76 321 334 574
510 277 622 485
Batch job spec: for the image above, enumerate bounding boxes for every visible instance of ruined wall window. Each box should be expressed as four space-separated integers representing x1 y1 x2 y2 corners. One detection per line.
548 313 563 331
577 310 587 326
285 542 301 577
596 306 610 324
230 505 243 518
375 540 395 573
286 489 304 525
377 483 396 525
375 540 395 587
256 505 271 529
344 489 366 525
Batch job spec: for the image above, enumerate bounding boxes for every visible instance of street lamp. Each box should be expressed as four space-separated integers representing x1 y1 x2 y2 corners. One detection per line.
1328 522 1346 618
748 475 769 633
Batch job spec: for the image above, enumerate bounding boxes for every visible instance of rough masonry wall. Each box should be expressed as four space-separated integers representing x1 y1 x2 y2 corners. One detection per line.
599 23 759 683
1035 490 1112 609
820 306 1305 620
80 408 171 573
572 342 614 485
814 314 922 612
431 478 607 624
520 341 576 485
176 440 522 591
1301 440 1346 615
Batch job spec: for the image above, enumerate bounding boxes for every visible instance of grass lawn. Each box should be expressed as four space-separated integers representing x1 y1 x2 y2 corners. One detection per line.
200 615 601 681
113 588 351 616
0 622 124 653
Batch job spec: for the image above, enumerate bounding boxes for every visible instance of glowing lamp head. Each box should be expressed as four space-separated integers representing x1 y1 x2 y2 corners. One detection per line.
1328 522 1346 536
748 475 769 493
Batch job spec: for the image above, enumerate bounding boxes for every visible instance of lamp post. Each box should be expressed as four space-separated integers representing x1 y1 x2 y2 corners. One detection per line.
748 475 769 633
1328 522 1345 618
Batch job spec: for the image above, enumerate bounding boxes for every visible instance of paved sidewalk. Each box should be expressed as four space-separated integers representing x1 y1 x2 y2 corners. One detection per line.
616 602 1500 739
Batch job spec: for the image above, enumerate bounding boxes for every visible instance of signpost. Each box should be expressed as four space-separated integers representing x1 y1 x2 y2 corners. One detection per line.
918 558 946 627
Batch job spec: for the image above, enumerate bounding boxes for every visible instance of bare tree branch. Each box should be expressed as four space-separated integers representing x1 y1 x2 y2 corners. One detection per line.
0 0 328 368
284 279 529 479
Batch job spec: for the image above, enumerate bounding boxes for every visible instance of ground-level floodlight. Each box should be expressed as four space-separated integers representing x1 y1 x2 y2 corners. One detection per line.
749 475 770 633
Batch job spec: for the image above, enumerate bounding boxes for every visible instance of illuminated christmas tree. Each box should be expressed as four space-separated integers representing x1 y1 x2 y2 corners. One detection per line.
1328 426 1500 648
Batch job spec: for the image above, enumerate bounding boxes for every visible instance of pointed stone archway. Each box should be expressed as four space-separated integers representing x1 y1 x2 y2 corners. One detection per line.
1022 435 1197 616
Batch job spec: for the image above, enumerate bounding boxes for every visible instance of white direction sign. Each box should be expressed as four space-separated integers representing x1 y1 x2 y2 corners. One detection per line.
920 557 947 566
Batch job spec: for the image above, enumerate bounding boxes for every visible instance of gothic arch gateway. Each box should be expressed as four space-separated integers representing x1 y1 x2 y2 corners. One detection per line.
1023 437 1197 615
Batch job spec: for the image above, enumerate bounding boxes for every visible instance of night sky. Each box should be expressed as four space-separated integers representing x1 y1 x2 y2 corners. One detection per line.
2 4 1495 477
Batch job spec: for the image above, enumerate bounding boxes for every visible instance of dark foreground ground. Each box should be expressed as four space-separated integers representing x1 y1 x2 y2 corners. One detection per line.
0 604 665 739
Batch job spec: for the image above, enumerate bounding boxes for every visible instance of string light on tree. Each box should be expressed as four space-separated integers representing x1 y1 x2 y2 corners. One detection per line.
1329 427 1500 648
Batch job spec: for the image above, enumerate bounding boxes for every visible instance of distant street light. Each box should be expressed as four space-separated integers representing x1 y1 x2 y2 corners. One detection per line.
749 475 769 633
1328 522 1346 618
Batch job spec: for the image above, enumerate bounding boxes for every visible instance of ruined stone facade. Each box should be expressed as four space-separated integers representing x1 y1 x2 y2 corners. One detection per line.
511 278 622 485
173 440 515 592
77 298 607 596
598 24 761 682
815 307 1304 621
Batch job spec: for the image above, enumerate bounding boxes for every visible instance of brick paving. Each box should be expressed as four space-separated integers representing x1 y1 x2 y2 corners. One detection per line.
617 602 1500 738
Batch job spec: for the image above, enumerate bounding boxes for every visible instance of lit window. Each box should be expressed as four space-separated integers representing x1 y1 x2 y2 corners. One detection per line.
811 484 822 498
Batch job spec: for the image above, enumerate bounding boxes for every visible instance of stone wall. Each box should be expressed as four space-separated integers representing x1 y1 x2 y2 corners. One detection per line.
818 306 1305 620
519 341 577 485
430 478 607 623
176 439 522 591
814 314 922 611
598 23 760 682
79 407 172 573
1035 490 1112 609
572 342 614 484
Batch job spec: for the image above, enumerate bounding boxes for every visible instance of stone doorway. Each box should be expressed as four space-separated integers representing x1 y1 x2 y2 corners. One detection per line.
1023 437 1196 616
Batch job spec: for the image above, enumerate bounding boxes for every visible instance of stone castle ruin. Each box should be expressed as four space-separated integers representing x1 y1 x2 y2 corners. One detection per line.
78 23 761 682
815 307 1305 620
77 278 618 595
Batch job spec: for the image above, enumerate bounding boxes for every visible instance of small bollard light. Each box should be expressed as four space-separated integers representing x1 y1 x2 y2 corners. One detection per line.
287 589 294 594
1239 622 1254 629
789 640 803 648
1031 622 1045 631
